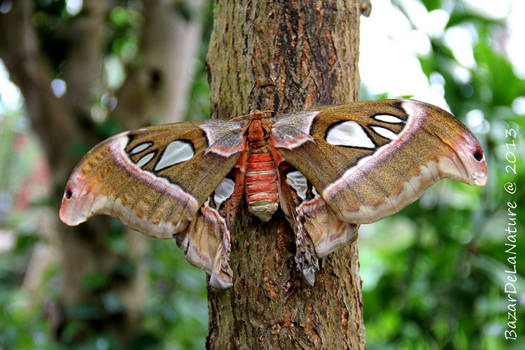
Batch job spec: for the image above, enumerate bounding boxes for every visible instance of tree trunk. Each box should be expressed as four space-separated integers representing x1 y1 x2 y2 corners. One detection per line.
206 1 365 349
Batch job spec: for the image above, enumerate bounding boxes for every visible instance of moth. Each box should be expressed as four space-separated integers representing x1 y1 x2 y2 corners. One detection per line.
59 99 487 289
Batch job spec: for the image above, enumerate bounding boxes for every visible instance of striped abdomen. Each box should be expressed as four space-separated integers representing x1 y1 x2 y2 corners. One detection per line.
245 151 279 222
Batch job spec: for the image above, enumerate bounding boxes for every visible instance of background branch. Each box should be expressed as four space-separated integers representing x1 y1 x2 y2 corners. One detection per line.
0 0 83 175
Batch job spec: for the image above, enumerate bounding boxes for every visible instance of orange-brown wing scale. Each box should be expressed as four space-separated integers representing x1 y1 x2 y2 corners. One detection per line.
60 120 245 288
272 99 487 227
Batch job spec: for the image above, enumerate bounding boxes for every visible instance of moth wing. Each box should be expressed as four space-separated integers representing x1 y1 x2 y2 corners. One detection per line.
179 168 245 289
179 195 233 289
277 163 359 285
59 120 245 239
272 99 487 224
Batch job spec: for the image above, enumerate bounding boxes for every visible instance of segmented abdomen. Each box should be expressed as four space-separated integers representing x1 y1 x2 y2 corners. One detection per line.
245 151 279 222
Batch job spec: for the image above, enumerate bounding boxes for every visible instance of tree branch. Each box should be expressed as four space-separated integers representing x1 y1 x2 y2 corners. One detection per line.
63 0 107 120
0 1 84 174
113 0 205 129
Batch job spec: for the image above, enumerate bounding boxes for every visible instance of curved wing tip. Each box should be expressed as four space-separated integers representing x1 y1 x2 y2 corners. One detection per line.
59 192 88 226
58 207 86 226
472 172 487 186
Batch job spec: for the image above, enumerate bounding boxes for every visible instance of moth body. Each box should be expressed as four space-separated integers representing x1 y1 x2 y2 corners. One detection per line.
59 99 487 289
244 114 280 221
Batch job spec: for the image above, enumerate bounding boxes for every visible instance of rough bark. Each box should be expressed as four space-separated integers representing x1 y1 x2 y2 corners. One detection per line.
206 1 365 349
0 0 203 345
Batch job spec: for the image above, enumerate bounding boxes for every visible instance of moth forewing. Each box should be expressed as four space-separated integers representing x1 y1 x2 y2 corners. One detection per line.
273 100 487 225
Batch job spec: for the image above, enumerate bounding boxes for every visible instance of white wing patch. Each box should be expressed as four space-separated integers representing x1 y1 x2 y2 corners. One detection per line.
323 102 418 204
326 121 375 149
136 152 155 168
129 142 153 154
213 178 235 207
286 171 308 200
370 126 398 140
373 114 405 123
155 140 194 171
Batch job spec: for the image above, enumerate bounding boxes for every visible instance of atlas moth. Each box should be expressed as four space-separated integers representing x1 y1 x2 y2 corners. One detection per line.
59 99 487 289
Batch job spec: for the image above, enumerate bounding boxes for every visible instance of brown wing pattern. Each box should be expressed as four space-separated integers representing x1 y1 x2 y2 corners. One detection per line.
60 121 243 239
59 99 487 289
273 99 487 225
277 162 358 285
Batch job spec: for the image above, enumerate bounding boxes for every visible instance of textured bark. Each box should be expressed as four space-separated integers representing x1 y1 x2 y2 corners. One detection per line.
206 1 365 349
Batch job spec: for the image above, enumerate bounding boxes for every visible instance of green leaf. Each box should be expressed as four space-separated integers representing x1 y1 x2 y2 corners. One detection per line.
81 272 108 291
67 303 100 320
109 7 133 27
421 0 441 12
473 41 525 106
174 1 197 21
14 234 39 253
447 10 501 28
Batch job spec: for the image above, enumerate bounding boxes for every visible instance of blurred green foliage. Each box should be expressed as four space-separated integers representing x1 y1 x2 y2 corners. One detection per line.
0 0 524 349
362 1 525 349
1 0 210 349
